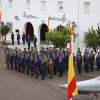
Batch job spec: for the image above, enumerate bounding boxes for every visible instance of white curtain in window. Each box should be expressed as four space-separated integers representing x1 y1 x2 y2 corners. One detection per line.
84 2 90 13
26 0 30 9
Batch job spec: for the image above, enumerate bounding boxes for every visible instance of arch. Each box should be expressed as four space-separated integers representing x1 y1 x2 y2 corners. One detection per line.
24 22 34 41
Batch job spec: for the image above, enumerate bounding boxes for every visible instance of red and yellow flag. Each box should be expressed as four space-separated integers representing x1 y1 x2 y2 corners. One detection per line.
68 42 78 100
48 16 49 30
0 11 2 22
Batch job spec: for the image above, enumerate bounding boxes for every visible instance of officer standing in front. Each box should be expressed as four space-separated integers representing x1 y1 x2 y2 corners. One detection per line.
27 35 31 49
33 35 37 48
22 32 25 45
11 32 14 45
17 32 20 45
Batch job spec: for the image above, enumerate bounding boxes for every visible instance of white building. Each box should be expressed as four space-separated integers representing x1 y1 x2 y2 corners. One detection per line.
0 0 100 54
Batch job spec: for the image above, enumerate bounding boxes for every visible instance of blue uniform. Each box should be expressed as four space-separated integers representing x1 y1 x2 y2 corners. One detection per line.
62 55 65 73
90 54 95 71
27 36 30 49
58 59 63 77
77 56 82 74
85 56 90 73
34 60 39 78
40 61 46 80
11 33 14 45
65 54 69 70
34 37 37 48
13 53 17 71
96 55 100 70
30 58 34 76
17 34 20 45
20 56 25 73
22 33 25 45
9 53 13 70
53 56 57 75
17 54 21 72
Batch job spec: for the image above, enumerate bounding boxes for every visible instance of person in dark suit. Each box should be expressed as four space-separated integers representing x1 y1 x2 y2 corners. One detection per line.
27 35 31 49
90 51 95 72
96 52 100 71
33 35 37 48
40 58 46 80
11 32 14 45
17 32 20 45
22 32 25 45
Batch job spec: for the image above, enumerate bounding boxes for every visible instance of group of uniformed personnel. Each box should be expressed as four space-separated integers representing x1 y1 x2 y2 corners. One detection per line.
11 32 37 49
5 46 100 80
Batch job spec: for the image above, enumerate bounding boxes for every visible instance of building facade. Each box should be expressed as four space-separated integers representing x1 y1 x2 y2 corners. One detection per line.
0 0 100 54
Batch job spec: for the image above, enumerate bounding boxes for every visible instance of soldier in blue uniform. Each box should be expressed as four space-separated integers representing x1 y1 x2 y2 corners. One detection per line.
27 35 31 49
17 52 21 72
58 56 63 77
25 53 30 77
20 53 25 73
13 50 17 71
77 55 82 74
33 35 37 48
9 51 13 70
40 58 46 80
34 57 39 78
53 54 57 75
11 32 14 45
96 52 100 71
38 55 42 74
22 32 26 45
85 54 90 73
17 32 20 45
90 51 95 72
30 55 34 77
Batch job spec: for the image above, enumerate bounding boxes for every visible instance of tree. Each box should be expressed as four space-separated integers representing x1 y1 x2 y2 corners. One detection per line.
84 25 100 53
45 21 78 51
1 25 10 43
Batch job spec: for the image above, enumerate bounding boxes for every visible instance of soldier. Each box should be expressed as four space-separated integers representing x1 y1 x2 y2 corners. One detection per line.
11 32 14 45
48 58 53 79
34 57 39 78
13 50 17 71
30 55 34 77
17 32 20 45
20 53 25 73
52 54 57 75
77 55 82 74
27 35 31 49
96 52 100 71
38 55 42 74
40 58 46 80
5 49 9 70
62 53 65 73
58 56 63 77
44 55 49 77
85 54 90 73
17 52 21 72
65 51 69 70
22 32 25 45
33 35 37 48
90 51 95 72
25 53 30 78
9 51 13 70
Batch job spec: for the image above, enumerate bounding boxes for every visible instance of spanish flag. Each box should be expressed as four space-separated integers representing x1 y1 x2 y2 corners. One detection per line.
68 42 78 100
0 11 2 22
48 16 49 30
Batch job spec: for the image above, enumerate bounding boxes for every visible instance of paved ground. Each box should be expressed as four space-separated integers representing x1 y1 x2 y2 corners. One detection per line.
0 46 100 100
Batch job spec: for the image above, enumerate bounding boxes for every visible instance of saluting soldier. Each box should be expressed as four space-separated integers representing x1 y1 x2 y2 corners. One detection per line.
48 58 53 79
22 32 25 45
17 32 20 45
5 49 9 70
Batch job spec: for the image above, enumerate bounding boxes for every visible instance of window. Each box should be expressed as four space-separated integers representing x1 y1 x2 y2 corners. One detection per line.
6 22 13 32
8 0 12 8
1 22 4 26
58 1 63 11
84 2 90 13
41 0 46 10
0 0 1 8
26 0 30 9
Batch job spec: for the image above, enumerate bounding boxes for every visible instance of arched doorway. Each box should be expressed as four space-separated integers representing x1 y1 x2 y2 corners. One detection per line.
26 22 34 41
40 24 48 44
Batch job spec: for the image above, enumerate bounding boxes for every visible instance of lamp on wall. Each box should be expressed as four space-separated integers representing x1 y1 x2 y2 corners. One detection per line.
15 16 19 20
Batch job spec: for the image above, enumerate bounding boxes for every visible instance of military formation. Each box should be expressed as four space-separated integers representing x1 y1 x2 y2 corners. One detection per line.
5 45 100 80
